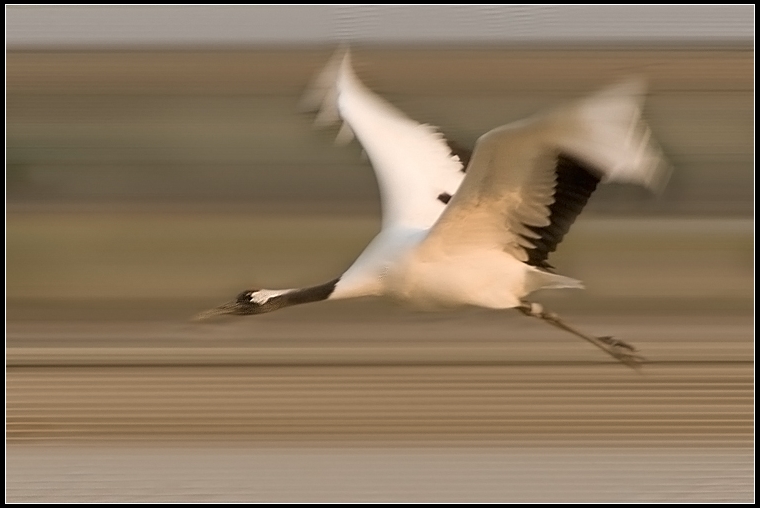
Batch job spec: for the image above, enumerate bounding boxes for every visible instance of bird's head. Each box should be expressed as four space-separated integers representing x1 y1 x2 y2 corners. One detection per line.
193 289 285 321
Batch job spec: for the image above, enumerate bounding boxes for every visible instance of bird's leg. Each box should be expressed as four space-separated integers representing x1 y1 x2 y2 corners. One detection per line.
517 302 644 368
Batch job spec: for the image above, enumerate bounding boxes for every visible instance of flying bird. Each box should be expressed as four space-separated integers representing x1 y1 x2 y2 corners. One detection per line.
196 50 671 367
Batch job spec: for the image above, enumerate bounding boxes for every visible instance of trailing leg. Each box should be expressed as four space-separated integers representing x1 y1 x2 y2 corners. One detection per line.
517 302 644 368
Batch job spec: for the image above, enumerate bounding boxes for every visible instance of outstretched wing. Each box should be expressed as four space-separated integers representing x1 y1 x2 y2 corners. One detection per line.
418 79 671 269
301 50 468 230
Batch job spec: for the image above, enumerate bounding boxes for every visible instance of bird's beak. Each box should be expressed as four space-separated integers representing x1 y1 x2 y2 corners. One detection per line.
192 301 243 322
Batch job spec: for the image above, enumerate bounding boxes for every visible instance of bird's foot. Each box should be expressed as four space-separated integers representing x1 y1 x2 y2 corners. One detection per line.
597 335 637 352
597 336 646 368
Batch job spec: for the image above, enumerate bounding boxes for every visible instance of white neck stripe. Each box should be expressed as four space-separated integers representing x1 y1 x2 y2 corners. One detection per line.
250 289 290 305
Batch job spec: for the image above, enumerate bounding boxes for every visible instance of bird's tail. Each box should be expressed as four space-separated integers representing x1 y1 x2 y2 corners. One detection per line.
525 269 585 295
552 78 672 194
299 46 355 144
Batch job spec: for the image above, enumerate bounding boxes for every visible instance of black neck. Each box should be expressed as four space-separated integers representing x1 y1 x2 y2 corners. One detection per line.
272 278 340 310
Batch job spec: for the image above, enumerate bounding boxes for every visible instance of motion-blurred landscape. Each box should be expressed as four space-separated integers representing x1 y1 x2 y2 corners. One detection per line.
6 6 754 503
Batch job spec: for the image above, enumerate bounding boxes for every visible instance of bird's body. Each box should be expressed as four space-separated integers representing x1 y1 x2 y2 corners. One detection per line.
333 224 574 311
197 50 671 367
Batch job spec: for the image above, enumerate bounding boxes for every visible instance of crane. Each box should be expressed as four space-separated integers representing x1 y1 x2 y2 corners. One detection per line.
195 50 671 367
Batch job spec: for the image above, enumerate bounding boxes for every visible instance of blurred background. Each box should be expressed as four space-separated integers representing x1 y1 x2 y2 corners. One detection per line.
6 5 754 502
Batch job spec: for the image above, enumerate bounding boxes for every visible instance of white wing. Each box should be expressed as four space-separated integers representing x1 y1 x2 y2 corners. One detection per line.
301 49 467 230
418 79 671 270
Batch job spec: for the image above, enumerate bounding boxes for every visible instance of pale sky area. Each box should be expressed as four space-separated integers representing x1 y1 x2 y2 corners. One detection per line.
6 5 754 47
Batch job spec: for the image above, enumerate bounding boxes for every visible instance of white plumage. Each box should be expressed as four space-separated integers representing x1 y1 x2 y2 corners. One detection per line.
198 49 671 367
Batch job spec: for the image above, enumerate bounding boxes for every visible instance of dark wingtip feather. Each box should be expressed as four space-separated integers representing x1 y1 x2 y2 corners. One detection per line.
521 154 602 269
